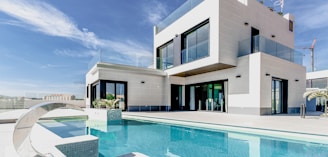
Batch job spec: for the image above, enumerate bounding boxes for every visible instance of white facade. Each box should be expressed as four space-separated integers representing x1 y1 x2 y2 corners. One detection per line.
86 0 306 115
43 94 76 101
305 70 328 111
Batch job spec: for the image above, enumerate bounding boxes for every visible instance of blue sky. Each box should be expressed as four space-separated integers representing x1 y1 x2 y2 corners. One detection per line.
0 0 327 98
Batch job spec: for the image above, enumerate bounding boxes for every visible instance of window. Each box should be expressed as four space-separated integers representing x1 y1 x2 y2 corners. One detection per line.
289 20 294 32
309 78 328 89
157 41 174 70
86 86 89 98
182 20 209 64
106 83 115 99
92 83 100 104
91 80 127 110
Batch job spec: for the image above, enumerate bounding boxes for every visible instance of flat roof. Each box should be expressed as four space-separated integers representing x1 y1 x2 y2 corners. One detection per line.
307 69 328 79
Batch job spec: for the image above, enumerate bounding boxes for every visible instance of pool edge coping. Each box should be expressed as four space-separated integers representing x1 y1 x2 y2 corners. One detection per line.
122 114 328 145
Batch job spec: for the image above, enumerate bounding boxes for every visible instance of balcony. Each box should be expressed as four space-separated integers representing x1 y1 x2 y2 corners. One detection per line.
238 35 303 65
181 39 209 64
156 57 173 70
88 51 152 70
155 0 204 33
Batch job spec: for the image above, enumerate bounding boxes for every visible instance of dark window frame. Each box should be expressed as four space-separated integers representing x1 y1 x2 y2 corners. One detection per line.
156 40 174 70
181 19 210 64
289 20 294 32
91 80 128 110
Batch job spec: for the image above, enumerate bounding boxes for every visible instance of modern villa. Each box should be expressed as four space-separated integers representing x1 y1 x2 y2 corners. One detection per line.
86 0 306 115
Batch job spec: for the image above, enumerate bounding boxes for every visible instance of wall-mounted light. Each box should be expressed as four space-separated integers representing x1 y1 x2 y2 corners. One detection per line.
295 79 299 82
141 81 145 84
244 22 249 26
236 75 241 78
271 34 276 38
265 73 270 76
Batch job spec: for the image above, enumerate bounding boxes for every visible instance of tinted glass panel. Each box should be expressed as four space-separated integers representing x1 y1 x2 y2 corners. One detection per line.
106 83 115 99
311 78 327 89
182 22 209 64
157 42 174 70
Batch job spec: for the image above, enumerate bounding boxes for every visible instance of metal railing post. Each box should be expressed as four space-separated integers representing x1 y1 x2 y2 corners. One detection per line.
300 103 305 118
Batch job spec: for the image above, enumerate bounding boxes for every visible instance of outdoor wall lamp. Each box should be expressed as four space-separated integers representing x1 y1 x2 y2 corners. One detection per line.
295 79 299 82
271 34 276 38
265 73 270 76
236 75 241 78
141 81 145 84
244 22 249 26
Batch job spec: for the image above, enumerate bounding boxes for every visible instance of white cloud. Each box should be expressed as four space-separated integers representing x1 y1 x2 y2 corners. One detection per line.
0 0 91 45
296 3 328 30
0 0 153 67
54 49 98 58
40 64 68 69
143 1 168 24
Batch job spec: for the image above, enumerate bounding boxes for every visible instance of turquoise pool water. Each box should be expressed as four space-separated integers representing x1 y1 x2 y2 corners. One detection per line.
41 119 328 157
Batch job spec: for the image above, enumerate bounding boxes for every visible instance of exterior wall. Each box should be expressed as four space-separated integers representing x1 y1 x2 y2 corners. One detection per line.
86 63 168 111
85 64 100 108
307 70 328 82
178 52 305 115
154 0 294 76
154 0 220 75
259 53 306 114
218 0 294 65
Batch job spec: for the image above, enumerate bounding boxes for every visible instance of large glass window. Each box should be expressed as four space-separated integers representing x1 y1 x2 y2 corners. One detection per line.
186 80 227 112
91 83 100 108
106 83 115 99
157 41 174 70
91 80 127 110
182 21 209 64
308 78 328 89
116 83 126 110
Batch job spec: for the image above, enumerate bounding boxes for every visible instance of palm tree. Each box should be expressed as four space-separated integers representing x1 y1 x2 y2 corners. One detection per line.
303 88 328 117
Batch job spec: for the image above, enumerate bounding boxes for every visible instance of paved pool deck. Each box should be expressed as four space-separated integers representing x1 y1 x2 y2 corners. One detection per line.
0 109 327 157
123 111 328 137
0 109 88 157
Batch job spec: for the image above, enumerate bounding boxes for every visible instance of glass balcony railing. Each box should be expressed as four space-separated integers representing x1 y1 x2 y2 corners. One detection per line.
238 35 303 65
88 51 152 70
181 39 209 64
155 0 204 33
156 57 173 70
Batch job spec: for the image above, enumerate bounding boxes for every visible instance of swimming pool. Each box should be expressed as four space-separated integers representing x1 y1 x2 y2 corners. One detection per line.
41 119 328 157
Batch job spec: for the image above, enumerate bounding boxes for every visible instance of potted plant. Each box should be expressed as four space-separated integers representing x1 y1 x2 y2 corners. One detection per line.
92 98 119 109
91 98 122 121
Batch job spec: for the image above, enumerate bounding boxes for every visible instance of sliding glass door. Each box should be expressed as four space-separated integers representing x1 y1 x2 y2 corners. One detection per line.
187 81 227 112
272 78 287 114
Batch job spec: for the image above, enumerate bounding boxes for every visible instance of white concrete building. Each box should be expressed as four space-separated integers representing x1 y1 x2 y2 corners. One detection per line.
43 94 76 101
307 70 328 89
86 0 306 115
306 70 328 111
